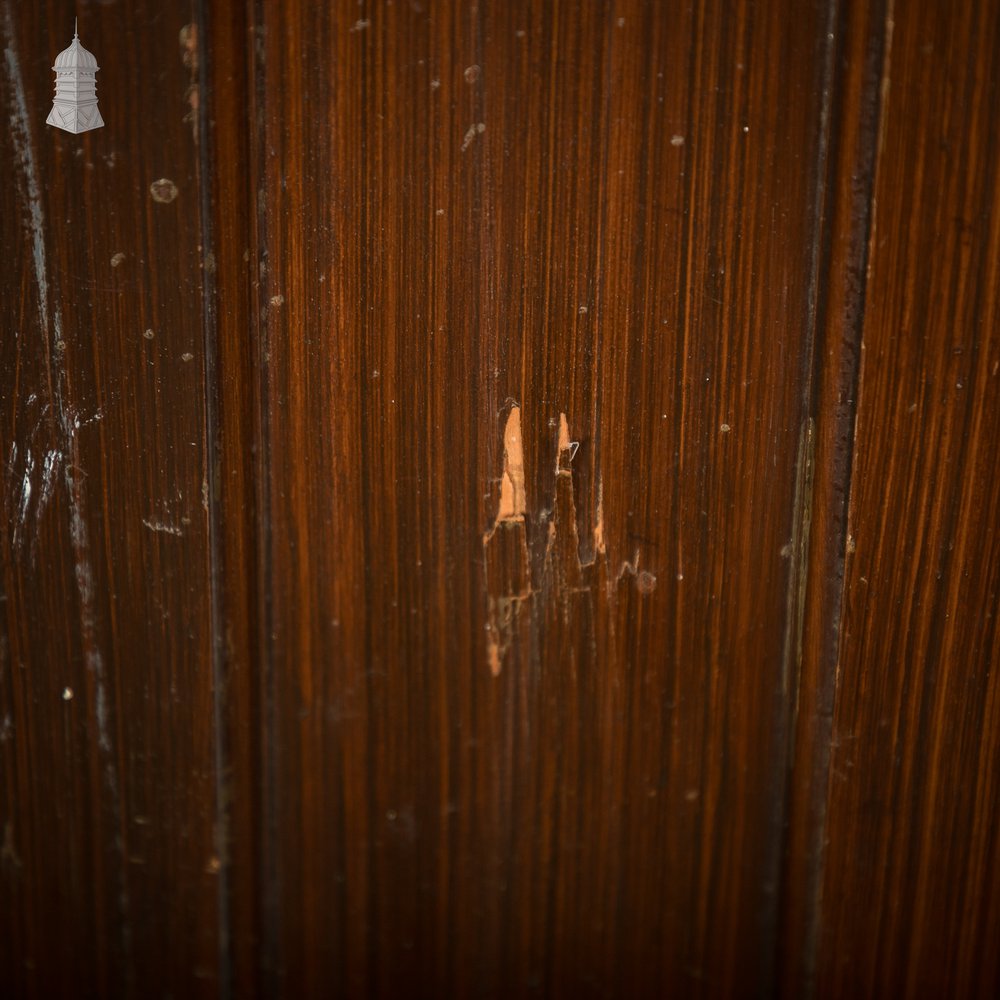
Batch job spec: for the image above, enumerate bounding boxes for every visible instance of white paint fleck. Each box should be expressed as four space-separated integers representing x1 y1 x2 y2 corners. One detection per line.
62 686 73 701
142 518 184 537
670 134 685 146
460 122 486 152
13 448 34 551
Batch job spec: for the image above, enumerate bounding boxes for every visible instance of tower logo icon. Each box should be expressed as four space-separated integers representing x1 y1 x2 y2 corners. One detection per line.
46 20 104 134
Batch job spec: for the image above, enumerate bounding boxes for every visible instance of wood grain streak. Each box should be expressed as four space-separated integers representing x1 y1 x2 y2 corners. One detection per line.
1 3 220 995
252 0 829 993
2 0 998 996
815 0 1000 994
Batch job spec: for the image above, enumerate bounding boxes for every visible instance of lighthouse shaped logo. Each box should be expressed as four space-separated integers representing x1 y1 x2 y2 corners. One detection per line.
47 20 104 134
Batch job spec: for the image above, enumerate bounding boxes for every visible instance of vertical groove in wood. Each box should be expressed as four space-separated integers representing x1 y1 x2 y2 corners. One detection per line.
778 0 893 994
815 0 1000 993
248 0 281 988
196 0 271 994
193 2 232 995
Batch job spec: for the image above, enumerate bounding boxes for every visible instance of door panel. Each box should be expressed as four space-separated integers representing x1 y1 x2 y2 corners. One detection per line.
1 0 998 997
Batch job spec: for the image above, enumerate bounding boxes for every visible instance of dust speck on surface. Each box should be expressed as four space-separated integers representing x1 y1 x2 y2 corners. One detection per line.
203 251 216 273
430 78 440 90
270 294 285 307
143 329 155 340
464 64 481 83
150 178 179 203
720 423 731 433
350 18 370 32
637 570 657 594
181 352 194 362
111 252 126 267
671 134 685 146
62 686 73 701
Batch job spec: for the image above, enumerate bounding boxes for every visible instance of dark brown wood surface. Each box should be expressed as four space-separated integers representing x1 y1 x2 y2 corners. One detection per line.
812 0 1000 994
1 0 998 997
249 0 829 994
0 2 221 996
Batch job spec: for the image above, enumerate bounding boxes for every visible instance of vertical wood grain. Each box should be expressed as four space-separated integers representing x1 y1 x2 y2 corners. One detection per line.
252 0 832 993
777 0 890 992
812 0 1000 994
0 3 221 995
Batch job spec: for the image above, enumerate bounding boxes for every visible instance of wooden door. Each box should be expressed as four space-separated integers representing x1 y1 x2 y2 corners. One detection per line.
2 1 997 997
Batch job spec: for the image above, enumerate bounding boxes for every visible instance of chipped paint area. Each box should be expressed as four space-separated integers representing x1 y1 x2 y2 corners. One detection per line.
482 407 653 675
490 406 526 526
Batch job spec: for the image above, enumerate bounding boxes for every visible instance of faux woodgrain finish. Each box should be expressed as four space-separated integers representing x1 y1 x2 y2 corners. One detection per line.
814 0 1000 994
251 0 830 993
1 0 998 996
0 3 221 995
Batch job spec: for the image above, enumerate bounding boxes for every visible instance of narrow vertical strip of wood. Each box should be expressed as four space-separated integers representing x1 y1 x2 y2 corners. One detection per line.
195 0 268 994
816 0 1000 991
778 0 892 994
